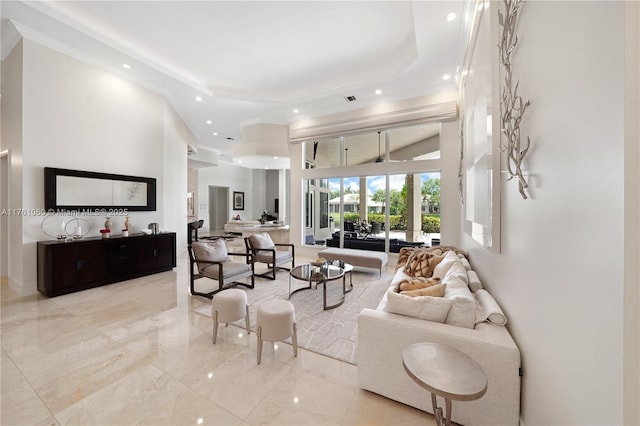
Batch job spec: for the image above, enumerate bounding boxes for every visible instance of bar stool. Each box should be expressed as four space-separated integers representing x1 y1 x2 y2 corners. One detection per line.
256 300 298 364
211 289 250 344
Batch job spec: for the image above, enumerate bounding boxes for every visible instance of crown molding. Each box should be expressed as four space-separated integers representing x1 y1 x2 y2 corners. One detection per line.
1 20 22 60
289 94 458 143
22 0 212 97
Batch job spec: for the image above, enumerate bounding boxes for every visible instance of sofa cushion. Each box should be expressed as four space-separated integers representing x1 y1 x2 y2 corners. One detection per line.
458 254 472 270
443 261 469 285
400 283 446 297
390 267 412 289
432 250 461 278
443 275 476 328
382 286 451 323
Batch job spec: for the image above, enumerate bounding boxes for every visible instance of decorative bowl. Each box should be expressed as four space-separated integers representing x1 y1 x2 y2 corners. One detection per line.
309 258 326 267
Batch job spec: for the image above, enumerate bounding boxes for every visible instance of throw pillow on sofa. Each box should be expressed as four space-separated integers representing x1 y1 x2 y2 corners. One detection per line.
404 250 444 277
400 283 446 297
467 270 484 292
382 285 451 322
397 276 441 292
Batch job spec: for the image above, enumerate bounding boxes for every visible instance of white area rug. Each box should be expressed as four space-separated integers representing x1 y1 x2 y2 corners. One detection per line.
193 268 392 364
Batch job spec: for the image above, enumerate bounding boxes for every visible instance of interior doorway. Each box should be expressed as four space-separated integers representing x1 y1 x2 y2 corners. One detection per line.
208 186 229 232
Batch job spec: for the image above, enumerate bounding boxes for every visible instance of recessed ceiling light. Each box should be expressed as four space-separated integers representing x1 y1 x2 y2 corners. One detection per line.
273 156 279 160
121 63 131 69
195 96 202 102
236 160 243 164
442 74 451 81
212 132 218 136
375 89 382 95
206 120 212 125
293 109 299 114
446 12 457 22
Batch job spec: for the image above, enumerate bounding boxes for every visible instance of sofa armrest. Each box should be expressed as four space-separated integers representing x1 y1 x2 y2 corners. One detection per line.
358 308 521 425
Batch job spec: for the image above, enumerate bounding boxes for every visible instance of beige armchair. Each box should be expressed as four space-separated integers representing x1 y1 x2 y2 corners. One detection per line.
188 239 254 298
244 233 295 280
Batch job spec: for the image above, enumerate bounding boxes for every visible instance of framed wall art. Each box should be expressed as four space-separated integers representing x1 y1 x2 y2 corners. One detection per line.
233 191 244 210
459 2 501 253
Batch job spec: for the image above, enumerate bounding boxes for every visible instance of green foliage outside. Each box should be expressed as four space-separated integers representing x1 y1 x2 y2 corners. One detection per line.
328 175 441 233
330 212 440 233
422 214 440 233
422 178 441 207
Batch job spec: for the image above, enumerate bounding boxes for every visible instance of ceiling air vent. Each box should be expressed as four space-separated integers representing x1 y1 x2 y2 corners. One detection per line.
344 95 357 102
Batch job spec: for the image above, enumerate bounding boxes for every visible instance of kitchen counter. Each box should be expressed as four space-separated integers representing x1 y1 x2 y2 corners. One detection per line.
224 221 290 244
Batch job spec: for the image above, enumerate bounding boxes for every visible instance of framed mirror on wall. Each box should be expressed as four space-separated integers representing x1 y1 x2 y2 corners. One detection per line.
44 167 157 211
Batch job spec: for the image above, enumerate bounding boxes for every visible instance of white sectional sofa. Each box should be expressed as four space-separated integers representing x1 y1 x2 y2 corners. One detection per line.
357 249 521 425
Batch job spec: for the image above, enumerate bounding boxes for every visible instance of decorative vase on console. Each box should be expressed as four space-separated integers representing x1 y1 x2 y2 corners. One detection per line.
124 216 130 231
104 217 112 231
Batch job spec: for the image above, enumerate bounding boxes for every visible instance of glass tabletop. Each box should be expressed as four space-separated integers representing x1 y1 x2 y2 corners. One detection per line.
291 263 345 282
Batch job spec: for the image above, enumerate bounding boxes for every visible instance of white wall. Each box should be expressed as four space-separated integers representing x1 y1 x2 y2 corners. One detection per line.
3 39 192 295
439 121 461 246
460 2 630 424
623 2 640 423
0 40 24 292
197 162 254 230
162 105 191 253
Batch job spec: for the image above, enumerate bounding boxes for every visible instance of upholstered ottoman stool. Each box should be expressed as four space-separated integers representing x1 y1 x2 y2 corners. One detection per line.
256 300 298 364
211 289 250 344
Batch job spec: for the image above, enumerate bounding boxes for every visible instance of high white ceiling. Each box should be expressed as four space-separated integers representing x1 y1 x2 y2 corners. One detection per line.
0 0 470 165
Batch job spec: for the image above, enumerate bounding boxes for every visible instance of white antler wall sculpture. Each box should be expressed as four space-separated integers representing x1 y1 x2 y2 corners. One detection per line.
499 0 531 199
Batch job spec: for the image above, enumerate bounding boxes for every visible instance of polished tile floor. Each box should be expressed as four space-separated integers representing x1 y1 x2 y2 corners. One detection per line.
1 255 434 426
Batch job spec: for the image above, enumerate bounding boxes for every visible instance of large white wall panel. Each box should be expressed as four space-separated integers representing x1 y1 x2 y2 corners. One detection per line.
461 2 626 424
13 39 190 294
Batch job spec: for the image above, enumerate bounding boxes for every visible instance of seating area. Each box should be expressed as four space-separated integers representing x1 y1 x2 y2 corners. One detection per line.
188 220 296 298
318 247 388 276
187 221 255 299
326 231 426 253
244 234 295 280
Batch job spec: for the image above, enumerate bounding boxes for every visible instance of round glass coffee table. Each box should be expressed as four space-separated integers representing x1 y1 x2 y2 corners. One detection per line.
289 261 353 310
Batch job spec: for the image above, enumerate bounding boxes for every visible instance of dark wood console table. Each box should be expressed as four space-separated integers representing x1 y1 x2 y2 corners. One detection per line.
37 232 176 297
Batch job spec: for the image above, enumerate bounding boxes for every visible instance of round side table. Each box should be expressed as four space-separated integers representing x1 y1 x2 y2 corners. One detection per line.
402 342 487 426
